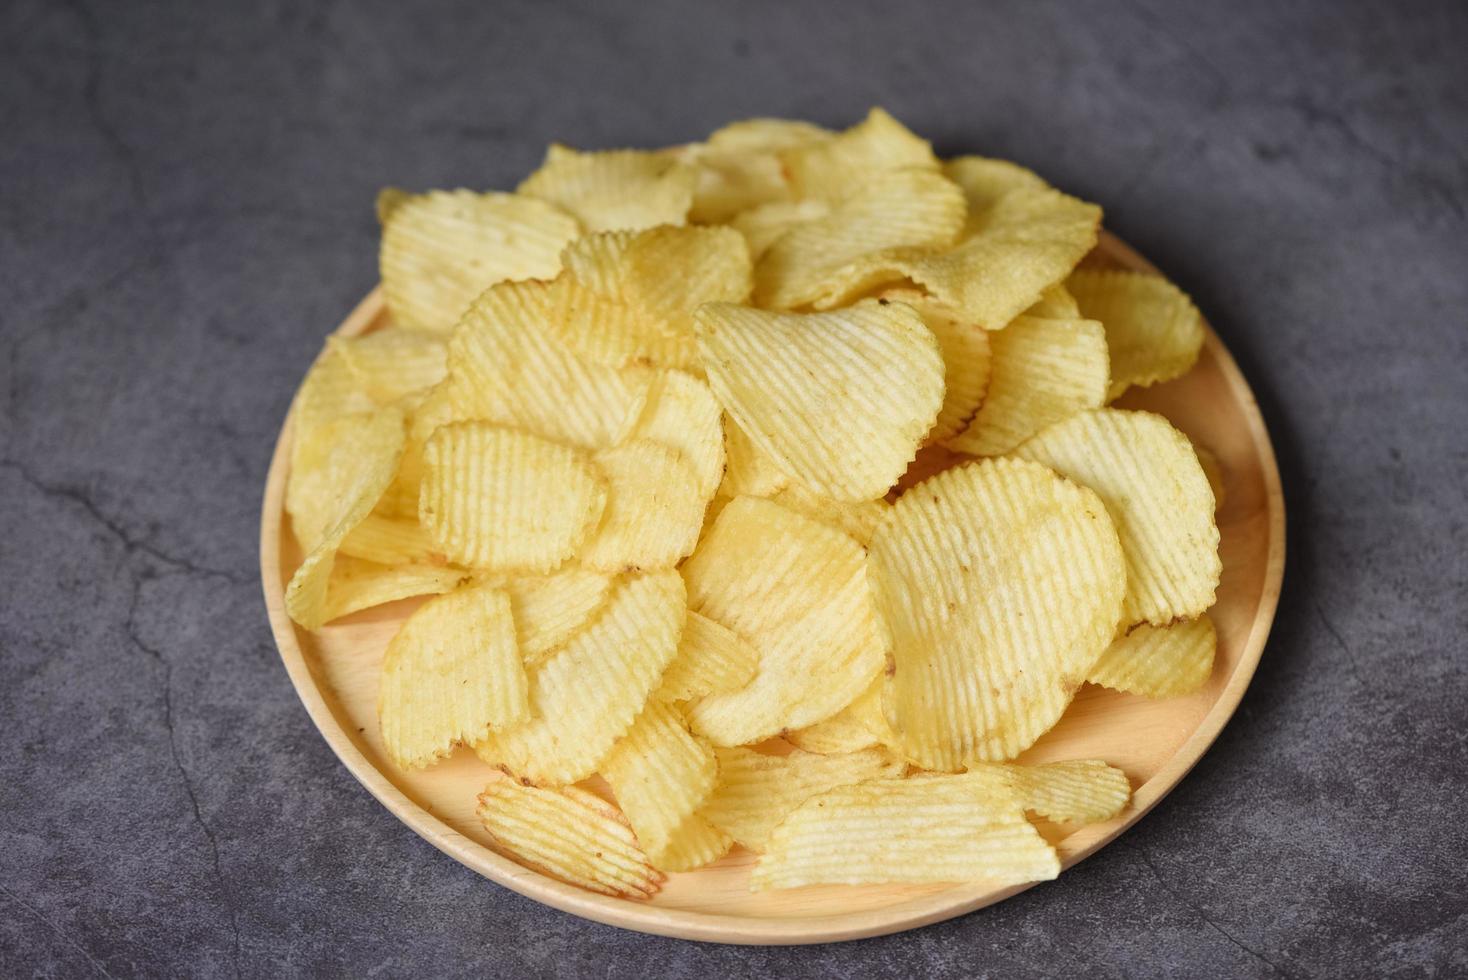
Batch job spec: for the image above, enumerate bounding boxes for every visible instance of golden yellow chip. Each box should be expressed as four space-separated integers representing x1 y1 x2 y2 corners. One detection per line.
753 167 965 310
287 349 377 545
517 145 695 232
1067 269 1204 400
653 813 733 873
718 417 790 498
750 775 1060 890
1026 283 1080 318
882 289 992 444
1012 409 1221 625
475 570 685 784
783 677 891 755
476 777 664 899
338 513 442 565
943 314 1109 456
943 155 1049 203
547 226 751 371
285 406 407 629
731 198 830 261
694 302 944 502
419 422 607 573
626 370 725 498
445 280 650 451
373 380 459 519
600 700 717 865
702 746 904 851
378 584 527 769
321 557 468 624
579 440 706 573
869 458 1126 769
781 107 939 205
329 328 448 404
762 482 891 547
479 568 615 666
1089 614 1216 698
682 497 885 745
682 118 830 223
655 611 759 703
379 188 580 332
990 759 1132 823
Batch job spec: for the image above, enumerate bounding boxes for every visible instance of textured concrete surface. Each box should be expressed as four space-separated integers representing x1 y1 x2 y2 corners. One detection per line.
2 0 1465 976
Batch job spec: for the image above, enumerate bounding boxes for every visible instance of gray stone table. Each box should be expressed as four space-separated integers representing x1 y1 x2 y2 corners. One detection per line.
3 0 1465 976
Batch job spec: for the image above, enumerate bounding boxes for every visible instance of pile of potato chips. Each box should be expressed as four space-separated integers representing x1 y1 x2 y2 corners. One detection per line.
284 109 1222 897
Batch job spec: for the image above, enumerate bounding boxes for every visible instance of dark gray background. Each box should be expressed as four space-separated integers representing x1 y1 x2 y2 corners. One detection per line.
3 0 1465 976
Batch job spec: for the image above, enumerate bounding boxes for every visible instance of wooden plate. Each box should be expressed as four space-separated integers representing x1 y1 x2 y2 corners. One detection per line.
260 231 1285 945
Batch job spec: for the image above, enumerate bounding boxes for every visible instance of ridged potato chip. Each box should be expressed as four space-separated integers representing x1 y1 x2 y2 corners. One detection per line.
1067 269 1204 400
321 557 469 624
580 440 706 573
762 482 891 547
944 314 1109 456
656 611 759 703
626 370 725 498
547 226 751 371
600 700 718 865
882 289 992 444
750 775 1060 890
330 328 447 404
445 280 649 451
702 746 904 851
682 118 830 223
869 458 1126 769
518 145 695 232
783 677 891 755
379 188 580 332
1088 614 1217 698
419 422 607 573
338 513 442 566
653 814 733 873
718 417 789 499
379 584 527 770
731 198 830 261
694 302 944 502
754 167 965 310
285 406 407 629
944 155 1048 204
476 777 663 899
992 759 1132 823
373 380 459 519
479 568 615 666
286 349 378 548
1012 409 1221 625
1026 283 1080 319
683 497 885 745
781 108 939 206
475 570 685 784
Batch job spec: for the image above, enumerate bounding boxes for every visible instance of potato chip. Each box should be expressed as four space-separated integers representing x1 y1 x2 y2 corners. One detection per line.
547 226 751 371
475 570 685 784
579 440 706 573
653 814 733 873
518 145 695 232
445 280 650 451
379 188 580 332
943 314 1109 457
731 198 830 261
1065 269 1204 401
600 700 717 864
718 416 789 498
379 584 527 769
1026 283 1079 319
1194 444 1226 510
754 167 965 310
285 406 407 629
479 568 615 666
476 777 663 899
783 677 891 755
338 513 442 565
869 458 1126 769
781 108 938 205
762 482 891 547
1012 409 1221 624
626 370 725 498
321 557 468 624
694 302 944 502
943 155 1049 205
329 328 447 404
419 422 607 573
702 746 904 851
882 289 991 444
287 350 377 543
655 611 759 703
1088 614 1216 698
990 759 1132 823
750 775 1059 890
683 497 886 745
683 118 830 223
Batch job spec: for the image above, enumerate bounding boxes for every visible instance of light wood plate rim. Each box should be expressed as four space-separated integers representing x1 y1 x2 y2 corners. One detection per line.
259 231 1286 945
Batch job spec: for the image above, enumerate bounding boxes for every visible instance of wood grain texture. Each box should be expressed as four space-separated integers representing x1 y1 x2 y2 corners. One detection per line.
258 231 1285 945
